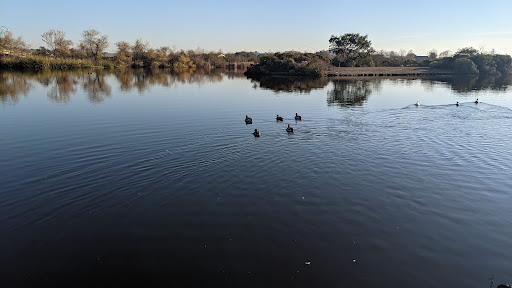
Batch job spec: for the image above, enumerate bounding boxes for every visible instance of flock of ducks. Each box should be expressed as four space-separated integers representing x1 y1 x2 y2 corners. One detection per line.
248 99 481 137
415 99 480 107
245 113 302 137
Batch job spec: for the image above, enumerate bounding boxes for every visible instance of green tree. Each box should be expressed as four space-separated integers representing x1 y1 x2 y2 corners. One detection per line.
493 54 512 75
456 47 479 56
329 33 375 67
79 29 108 61
470 54 496 75
452 58 479 75
245 52 329 76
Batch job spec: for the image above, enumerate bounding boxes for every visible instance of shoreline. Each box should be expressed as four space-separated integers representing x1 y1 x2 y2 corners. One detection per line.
326 67 453 77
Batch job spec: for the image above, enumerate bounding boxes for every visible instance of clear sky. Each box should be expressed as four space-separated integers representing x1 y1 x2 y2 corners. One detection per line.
1 0 511 55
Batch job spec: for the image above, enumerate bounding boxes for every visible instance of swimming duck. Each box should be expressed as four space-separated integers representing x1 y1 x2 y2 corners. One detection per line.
286 124 294 133
415 101 420 106
456 102 460 106
276 115 284 121
253 129 261 137
295 113 302 120
475 98 480 104
245 115 252 124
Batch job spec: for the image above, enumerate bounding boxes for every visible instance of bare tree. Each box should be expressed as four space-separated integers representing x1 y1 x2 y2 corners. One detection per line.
1 29 28 53
79 29 108 61
41 30 73 58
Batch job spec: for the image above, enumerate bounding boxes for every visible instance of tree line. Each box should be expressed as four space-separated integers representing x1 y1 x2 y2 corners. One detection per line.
0 28 258 70
327 33 512 76
1 28 511 77
247 33 512 77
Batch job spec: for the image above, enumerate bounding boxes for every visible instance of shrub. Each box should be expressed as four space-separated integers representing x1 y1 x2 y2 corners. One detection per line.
0 55 113 70
452 58 479 75
245 52 330 77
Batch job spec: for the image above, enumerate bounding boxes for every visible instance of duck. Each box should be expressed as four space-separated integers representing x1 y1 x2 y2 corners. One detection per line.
286 124 294 133
475 98 480 104
245 115 252 124
456 102 460 106
253 129 261 137
276 114 284 121
415 101 420 106
295 113 302 120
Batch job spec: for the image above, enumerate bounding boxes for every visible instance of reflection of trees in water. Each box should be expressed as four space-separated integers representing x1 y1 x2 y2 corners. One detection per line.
327 79 380 107
113 69 242 93
83 73 112 103
115 69 136 92
47 75 78 103
1 70 83 104
248 76 330 93
0 72 32 105
3 70 511 106
3 69 237 104
449 76 512 93
399 75 512 94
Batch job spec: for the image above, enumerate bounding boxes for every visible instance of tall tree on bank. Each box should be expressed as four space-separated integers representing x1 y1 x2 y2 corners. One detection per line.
41 30 73 58
329 33 375 67
79 29 108 61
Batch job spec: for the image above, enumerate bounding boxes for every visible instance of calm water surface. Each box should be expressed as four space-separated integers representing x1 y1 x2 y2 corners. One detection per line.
1 70 511 287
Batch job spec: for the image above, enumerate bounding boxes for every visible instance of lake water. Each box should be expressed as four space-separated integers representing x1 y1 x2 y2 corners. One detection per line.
1 70 511 287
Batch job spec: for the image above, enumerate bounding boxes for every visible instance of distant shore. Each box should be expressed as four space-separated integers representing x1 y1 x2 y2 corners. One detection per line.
326 67 453 77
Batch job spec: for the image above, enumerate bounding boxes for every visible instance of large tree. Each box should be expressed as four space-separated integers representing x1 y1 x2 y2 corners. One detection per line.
329 33 375 67
79 29 108 61
41 30 73 58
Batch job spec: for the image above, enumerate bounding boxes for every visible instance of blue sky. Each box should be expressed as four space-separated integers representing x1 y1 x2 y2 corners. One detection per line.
1 0 511 55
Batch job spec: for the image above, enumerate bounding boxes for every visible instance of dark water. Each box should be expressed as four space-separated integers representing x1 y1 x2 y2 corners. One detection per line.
1 70 512 287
